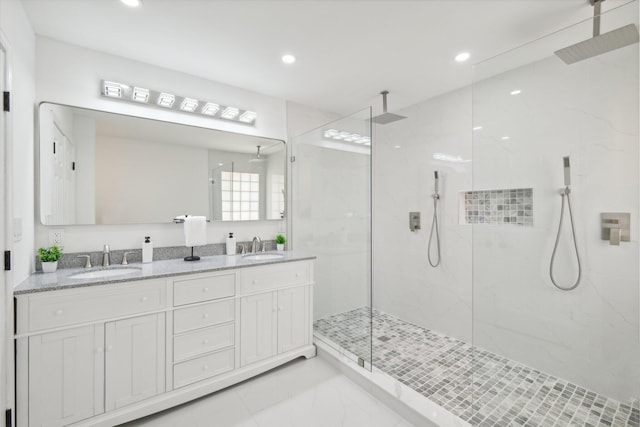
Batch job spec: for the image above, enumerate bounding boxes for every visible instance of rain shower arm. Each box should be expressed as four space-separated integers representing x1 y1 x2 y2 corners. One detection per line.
591 0 602 37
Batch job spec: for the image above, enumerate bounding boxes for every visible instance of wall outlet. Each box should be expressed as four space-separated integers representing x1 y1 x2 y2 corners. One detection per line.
49 229 64 247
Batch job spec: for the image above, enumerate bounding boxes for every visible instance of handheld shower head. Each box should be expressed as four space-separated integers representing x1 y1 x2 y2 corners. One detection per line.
434 171 439 195
563 156 571 187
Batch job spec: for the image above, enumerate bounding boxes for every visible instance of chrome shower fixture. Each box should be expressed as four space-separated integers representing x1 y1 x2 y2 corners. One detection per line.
373 91 407 125
554 0 639 64
101 80 257 125
428 170 441 268
549 156 582 291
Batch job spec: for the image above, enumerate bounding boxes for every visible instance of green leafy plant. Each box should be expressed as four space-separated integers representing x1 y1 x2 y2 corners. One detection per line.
38 245 63 262
275 234 286 245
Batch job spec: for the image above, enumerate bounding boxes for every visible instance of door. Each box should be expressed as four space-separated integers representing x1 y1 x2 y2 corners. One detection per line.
105 313 165 411
0 39 8 423
291 108 373 369
277 286 309 354
240 292 276 366
28 326 104 427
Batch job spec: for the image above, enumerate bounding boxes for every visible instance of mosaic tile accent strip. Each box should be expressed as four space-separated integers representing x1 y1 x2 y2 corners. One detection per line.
314 308 639 427
464 188 533 226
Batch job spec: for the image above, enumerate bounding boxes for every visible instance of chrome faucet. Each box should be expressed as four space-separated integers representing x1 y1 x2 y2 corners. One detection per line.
103 244 110 266
77 255 92 268
251 236 262 253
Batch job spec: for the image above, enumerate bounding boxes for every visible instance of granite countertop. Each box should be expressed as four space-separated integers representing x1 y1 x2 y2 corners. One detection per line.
15 251 316 295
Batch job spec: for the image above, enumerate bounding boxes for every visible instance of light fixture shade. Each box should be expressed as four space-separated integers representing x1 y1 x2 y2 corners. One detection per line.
201 102 220 116
157 93 176 108
239 111 257 123
132 87 150 103
103 81 123 98
221 107 240 120
180 97 199 112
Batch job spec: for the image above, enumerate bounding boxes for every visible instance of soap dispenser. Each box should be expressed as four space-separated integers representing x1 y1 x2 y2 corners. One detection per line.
142 236 153 263
226 233 236 255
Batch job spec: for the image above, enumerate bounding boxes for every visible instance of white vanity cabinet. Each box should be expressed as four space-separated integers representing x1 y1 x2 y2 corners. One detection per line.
15 258 315 427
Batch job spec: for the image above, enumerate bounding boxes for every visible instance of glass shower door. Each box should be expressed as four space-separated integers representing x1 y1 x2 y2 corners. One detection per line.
471 2 639 425
291 108 373 369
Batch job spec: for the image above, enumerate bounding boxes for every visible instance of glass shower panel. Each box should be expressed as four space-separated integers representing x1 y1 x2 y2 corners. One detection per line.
291 108 372 370
472 2 639 425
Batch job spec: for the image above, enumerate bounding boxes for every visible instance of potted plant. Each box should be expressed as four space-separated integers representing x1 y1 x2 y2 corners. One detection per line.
38 245 63 273
275 234 286 251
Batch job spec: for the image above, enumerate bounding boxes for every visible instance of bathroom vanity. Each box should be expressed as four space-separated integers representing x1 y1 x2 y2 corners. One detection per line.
13 253 315 427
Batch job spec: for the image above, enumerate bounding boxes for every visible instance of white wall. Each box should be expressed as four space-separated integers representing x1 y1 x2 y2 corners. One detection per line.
0 0 35 284
34 37 287 254
373 87 473 343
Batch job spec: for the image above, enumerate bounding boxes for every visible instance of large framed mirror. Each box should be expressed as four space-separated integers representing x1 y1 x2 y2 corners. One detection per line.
38 102 286 225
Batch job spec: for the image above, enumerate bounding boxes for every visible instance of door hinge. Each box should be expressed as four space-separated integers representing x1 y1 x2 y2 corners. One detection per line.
290 156 296 163
2 92 9 112
5 408 11 427
72 161 76 171
4 251 10 271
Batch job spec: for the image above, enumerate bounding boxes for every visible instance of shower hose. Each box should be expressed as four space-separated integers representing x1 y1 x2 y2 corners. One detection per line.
549 187 582 291
428 194 441 267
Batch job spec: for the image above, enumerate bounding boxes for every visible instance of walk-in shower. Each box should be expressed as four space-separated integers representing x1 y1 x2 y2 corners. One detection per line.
293 1 639 425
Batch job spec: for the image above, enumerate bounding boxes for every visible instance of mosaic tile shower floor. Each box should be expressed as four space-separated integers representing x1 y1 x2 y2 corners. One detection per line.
314 308 639 427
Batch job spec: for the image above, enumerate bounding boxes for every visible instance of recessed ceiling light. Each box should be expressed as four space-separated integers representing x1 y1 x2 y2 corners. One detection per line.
282 54 296 64
501 136 510 140
394 145 401 149
120 0 142 7
455 52 470 62
473 126 483 131
510 89 522 95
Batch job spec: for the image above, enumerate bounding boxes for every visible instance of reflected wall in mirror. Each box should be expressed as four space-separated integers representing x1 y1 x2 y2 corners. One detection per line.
38 103 286 225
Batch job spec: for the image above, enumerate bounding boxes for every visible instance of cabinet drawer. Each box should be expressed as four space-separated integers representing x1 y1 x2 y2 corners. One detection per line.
173 300 235 334
173 273 235 306
27 279 166 332
239 261 312 294
173 348 235 388
174 323 234 362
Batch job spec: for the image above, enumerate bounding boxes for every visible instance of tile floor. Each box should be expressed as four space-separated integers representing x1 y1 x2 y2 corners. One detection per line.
314 307 640 427
119 356 413 427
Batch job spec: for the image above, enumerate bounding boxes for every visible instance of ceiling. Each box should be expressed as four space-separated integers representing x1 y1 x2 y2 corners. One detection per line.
21 0 633 115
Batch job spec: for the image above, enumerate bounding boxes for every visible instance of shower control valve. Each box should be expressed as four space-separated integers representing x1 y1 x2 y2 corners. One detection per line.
601 213 630 246
409 212 421 232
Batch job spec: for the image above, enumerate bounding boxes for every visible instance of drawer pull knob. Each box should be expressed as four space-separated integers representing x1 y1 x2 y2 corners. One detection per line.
203 339 209 345
106 345 113 352
96 347 104 353
202 365 209 371
140 296 148 302
252 280 258 284
54 309 63 316
203 287 209 292
296 273 300 277
203 313 209 319
278 306 283 311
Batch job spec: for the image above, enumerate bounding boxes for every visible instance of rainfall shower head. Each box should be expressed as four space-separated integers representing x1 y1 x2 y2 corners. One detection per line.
563 156 571 187
554 0 639 65
373 91 407 125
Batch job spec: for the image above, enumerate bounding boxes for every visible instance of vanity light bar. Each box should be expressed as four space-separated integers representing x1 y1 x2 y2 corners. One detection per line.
100 80 257 125
323 128 371 145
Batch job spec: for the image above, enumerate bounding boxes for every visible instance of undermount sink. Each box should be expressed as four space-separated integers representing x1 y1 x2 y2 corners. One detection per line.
69 268 140 280
242 253 285 261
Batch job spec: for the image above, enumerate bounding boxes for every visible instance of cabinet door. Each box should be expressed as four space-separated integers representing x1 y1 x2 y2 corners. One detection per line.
105 313 165 411
277 286 309 354
240 292 276 366
28 325 104 427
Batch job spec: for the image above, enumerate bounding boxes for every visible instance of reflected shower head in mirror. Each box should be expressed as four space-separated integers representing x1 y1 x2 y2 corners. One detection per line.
554 0 639 64
249 145 264 163
563 156 571 187
373 90 407 124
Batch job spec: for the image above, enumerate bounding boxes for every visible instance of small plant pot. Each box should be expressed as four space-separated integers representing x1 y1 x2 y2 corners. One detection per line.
41 261 58 273
276 244 285 252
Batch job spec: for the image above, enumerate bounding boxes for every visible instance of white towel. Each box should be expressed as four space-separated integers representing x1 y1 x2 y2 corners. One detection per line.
184 216 207 247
